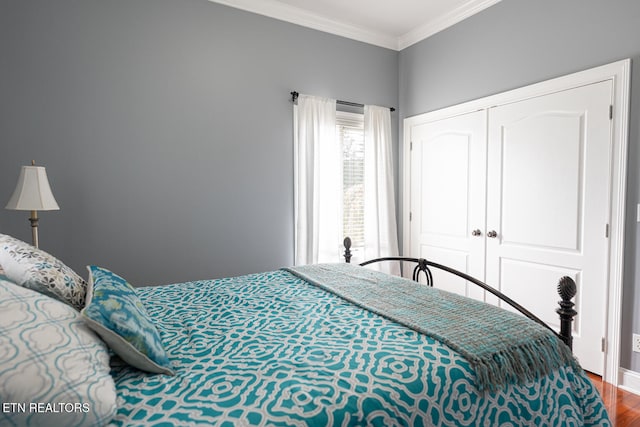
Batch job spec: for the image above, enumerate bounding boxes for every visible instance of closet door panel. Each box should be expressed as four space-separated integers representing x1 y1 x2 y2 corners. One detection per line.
499 259 581 332
485 81 612 375
419 134 469 238
499 113 582 251
420 246 469 296
409 110 487 301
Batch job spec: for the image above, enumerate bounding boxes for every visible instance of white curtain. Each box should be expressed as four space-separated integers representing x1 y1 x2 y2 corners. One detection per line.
364 105 400 275
294 94 340 265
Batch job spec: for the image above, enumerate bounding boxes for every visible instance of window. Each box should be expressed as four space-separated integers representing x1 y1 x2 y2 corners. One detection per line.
294 95 398 269
337 111 365 253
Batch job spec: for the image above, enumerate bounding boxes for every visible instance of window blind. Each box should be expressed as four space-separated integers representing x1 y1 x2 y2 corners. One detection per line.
337 112 365 248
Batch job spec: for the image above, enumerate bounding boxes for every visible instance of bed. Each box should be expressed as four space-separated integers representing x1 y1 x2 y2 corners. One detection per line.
0 233 610 426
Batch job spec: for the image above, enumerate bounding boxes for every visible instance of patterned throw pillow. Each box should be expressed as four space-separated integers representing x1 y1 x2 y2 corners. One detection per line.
0 233 87 310
81 265 174 375
0 278 117 427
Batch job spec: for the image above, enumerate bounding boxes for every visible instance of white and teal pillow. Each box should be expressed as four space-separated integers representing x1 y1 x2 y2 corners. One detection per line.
0 233 87 310
0 278 117 427
81 265 174 375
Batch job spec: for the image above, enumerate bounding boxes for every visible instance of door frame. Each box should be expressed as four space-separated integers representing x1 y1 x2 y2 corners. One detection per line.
402 58 630 385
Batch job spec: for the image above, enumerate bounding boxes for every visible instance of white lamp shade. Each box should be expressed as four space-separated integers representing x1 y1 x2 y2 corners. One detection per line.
6 166 60 211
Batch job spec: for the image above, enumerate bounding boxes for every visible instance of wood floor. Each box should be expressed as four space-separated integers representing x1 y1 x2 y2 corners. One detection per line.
588 372 640 426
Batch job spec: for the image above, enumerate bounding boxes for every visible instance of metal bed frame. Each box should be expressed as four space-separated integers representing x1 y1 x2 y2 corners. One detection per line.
342 237 577 350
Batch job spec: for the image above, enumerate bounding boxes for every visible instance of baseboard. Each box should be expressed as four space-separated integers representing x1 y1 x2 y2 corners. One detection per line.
618 368 640 396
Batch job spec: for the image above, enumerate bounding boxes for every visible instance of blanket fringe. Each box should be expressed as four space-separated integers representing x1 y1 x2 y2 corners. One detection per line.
472 334 579 392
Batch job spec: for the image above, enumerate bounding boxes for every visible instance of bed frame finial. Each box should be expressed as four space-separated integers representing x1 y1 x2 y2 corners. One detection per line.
343 237 352 263
557 276 578 350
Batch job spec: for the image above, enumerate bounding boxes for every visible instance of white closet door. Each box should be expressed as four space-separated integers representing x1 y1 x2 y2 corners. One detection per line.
485 80 612 375
409 110 487 300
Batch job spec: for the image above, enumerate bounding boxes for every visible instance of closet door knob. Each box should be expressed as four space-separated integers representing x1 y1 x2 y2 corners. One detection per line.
487 230 498 238
471 229 482 236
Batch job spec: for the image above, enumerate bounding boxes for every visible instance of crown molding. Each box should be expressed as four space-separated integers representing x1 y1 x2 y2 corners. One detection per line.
208 0 399 50
208 0 502 51
398 0 502 50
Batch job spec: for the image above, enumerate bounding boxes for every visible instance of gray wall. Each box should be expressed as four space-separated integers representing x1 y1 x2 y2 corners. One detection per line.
0 0 398 286
398 0 640 371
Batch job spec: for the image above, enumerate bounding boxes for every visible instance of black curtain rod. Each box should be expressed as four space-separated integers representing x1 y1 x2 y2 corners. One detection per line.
290 91 395 112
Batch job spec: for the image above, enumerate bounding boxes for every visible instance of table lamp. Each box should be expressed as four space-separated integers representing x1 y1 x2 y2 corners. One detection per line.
5 161 60 248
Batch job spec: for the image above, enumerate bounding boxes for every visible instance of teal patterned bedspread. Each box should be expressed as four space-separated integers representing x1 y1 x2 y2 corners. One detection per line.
108 269 610 426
